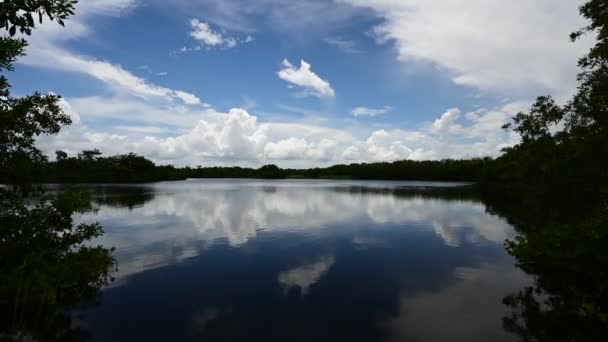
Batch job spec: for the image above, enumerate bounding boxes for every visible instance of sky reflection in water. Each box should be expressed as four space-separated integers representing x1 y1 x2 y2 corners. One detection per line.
74 179 529 341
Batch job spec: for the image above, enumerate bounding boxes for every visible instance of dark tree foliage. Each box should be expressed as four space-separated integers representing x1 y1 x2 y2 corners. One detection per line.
25 151 494 183
0 0 77 35
497 0 608 201
0 0 75 188
55 149 67 161
496 1 608 340
0 1 114 340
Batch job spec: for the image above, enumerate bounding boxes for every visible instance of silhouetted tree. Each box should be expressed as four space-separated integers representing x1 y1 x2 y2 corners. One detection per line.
499 1 608 340
78 148 102 161
55 150 67 161
0 1 115 340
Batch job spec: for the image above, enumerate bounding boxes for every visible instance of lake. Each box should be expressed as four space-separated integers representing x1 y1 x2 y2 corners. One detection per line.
71 179 530 341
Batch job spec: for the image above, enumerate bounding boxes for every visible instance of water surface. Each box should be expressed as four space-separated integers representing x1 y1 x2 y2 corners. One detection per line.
73 179 529 341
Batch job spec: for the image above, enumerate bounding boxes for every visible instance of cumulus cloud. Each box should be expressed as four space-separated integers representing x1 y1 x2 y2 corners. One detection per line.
430 108 462 134
39 102 351 166
278 59 335 97
190 19 234 47
351 106 391 117
21 0 531 167
39 97 524 167
340 102 523 163
342 0 593 99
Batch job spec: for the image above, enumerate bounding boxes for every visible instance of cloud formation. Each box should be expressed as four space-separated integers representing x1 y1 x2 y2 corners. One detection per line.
82 181 515 280
20 0 546 167
351 106 391 117
188 19 254 50
342 0 592 99
278 59 336 97
39 97 523 167
20 1 203 106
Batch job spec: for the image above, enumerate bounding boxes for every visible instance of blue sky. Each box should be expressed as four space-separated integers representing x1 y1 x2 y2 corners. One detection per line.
11 0 591 167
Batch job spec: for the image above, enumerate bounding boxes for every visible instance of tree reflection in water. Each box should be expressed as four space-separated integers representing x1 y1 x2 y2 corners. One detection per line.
499 200 608 341
0 189 115 341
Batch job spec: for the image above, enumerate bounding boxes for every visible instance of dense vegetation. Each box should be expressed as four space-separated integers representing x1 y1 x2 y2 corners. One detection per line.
27 150 493 183
487 1 608 340
1 1 114 340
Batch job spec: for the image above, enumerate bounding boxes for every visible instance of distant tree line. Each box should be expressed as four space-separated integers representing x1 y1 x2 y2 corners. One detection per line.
15 149 499 183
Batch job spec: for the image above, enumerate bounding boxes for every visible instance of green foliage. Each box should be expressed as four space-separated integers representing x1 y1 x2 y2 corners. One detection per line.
0 92 71 186
502 96 565 144
0 36 26 92
0 0 77 36
0 1 76 189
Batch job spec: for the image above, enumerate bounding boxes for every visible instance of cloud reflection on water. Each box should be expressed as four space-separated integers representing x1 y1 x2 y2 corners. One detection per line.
78 180 513 282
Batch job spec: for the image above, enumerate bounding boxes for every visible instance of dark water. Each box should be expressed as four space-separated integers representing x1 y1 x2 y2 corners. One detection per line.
72 179 530 341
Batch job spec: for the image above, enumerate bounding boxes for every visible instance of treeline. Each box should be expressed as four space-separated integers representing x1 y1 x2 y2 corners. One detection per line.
45 149 183 183
28 149 497 183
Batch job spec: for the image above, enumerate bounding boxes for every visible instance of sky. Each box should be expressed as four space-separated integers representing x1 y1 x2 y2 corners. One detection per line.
10 0 593 167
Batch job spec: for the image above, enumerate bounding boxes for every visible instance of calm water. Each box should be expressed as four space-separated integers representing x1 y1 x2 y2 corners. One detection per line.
72 179 529 341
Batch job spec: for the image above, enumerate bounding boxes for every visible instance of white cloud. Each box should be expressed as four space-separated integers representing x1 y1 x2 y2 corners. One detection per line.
114 125 168 134
20 0 533 167
19 1 203 106
340 101 523 163
278 59 335 97
23 47 202 105
39 97 524 167
58 97 81 125
342 0 593 99
351 106 391 117
430 108 462 134
189 19 239 49
264 137 309 160
264 137 337 161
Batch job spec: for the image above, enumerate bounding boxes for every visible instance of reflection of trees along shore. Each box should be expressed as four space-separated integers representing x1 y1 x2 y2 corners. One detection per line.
70 182 526 342
0 191 114 341
81 181 514 280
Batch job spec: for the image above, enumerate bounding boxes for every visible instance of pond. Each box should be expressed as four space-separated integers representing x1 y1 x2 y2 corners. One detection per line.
72 179 530 341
